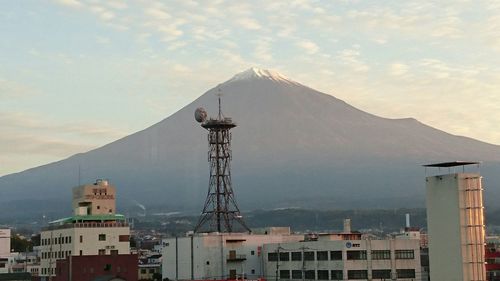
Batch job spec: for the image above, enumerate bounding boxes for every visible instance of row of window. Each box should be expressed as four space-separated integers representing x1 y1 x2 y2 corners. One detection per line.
268 250 414 261
41 236 72 245
140 268 157 274
41 250 72 259
278 269 415 280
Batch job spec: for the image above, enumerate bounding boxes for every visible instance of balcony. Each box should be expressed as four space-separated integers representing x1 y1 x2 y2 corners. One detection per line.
226 254 247 262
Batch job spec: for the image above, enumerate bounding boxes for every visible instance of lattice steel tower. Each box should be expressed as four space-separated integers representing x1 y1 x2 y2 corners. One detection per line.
193 94 250 233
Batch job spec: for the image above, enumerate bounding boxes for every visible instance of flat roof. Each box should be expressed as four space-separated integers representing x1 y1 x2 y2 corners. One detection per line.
422 161 480 167
49 214 126 225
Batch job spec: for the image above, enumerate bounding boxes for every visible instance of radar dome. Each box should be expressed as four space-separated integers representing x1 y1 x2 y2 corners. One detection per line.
194 107 207 123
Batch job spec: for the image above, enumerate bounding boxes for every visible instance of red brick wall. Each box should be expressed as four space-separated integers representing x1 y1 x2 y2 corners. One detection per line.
54 254 138 281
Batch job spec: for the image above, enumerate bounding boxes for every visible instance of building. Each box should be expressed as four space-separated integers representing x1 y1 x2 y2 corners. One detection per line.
263 226 422 281
0 229 10 257
425 161 486 281
38 179 136 280
485 236 500 281
162 227 303 280
52 254 137 281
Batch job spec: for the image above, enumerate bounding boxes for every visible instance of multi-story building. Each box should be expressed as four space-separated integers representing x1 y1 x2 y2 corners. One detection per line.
0 229 10 257
162 227 303 280
263 229 421 281
425 161 486 281
38 179 135 280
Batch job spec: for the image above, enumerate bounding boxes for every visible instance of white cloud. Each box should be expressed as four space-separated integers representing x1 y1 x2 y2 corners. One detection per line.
236 18 262 30
389 63 409 76
296 40 319 54
54 0 82 8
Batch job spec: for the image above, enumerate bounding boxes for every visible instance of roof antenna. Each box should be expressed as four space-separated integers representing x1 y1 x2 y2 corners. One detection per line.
217 86 223 120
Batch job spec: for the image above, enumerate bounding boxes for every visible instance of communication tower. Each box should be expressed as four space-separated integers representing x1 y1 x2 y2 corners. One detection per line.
193 93 250 233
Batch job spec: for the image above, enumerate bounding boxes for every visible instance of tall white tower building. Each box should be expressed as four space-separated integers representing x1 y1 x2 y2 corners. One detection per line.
425 161 486 281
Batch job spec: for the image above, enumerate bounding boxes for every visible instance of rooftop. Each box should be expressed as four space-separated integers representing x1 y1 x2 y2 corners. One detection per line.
422 161 480 168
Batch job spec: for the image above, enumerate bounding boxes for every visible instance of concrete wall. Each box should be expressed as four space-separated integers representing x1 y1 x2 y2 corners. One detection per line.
426 173 486 281
0 229 11 257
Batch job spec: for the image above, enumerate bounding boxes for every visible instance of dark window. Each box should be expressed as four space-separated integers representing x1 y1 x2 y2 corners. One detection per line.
79 235 83 243
104 264 112 271
280 252 290 261
268 252 278 261
291 251 302 261
206 261 210 265
292 270 302 279
304 251 315 261
330 250 342 260
304 270 315 280
98 249 105 255
251 269 255 274
317 270 329 280
251 250 255 255
395 250 414 259
372 269 391 279
97 205 100 209
69 236 71 243
346 250 367 260
331 270 343 280
79 250 82 256
280 270 290 279
371 250 391 260
396 269 415 278
317 251 328 260
111 250 118 255
119 235 129 242
141 269 146 274
98 234 106 241
347 270 368 279
65 237 68 243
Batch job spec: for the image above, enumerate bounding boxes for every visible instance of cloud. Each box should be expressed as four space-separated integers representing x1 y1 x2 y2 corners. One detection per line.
337 49 369 72
236 18 262 30
54 0 82 8
389 63 409 76
296 40 319 54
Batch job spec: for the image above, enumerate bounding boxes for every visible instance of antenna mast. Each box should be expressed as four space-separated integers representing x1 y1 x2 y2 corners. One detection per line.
193 91 250 233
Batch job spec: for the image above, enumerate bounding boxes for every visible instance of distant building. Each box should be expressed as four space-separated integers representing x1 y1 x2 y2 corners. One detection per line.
161 227 303 280
425 162 486 281
38 179 136 280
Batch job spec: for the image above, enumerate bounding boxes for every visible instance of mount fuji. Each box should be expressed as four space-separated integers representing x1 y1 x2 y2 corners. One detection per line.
2 67 500 217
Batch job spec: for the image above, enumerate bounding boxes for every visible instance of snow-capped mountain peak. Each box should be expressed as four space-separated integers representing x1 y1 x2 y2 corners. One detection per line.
227 67 294 83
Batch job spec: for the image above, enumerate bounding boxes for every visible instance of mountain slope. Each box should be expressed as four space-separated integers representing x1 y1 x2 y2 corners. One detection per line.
1 68 500 216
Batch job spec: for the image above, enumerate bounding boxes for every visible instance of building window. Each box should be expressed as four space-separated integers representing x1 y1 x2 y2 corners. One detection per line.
141 269 147 274
149 268 155 273
97 205 100 209
98 234 106 241
104 264 112 271
317 270 329 280
347 270 368 279
304 270 315 280
291 251 302 261
268 253 278 261
317 251 328 261
372 269 391 279
292 270 302 279
371 250 391 260
304 251 315 261
69 236 71 243
79 235 83 243
331 270 343 280
251 250 255 255
111 250 118 255
346 250 367 260
79 250 82 256
396 269 415 278
119 235 130 242
330 250 342 260
279 252 290 261
395 250 414 259
251 269 255 274
280 270 290 279
98 249 106 255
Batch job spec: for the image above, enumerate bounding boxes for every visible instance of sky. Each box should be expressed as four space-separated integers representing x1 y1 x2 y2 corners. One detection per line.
1 0 500 176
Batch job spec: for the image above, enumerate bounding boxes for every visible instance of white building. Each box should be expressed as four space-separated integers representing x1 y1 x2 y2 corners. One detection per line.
38 179 131 278
263 231 422 281
0 229 10 257
162 227 303 280
425 162 486 281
